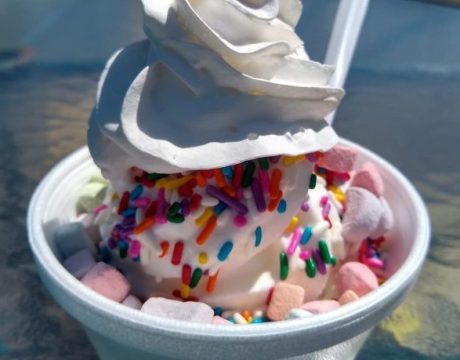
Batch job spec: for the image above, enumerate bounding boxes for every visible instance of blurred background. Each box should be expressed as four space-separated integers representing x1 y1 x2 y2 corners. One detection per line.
0 0 459 359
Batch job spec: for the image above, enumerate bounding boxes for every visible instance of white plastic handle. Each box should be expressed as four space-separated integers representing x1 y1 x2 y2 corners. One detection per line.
325 0 370 124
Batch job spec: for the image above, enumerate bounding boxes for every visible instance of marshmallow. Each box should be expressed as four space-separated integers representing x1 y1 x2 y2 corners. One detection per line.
338 290 360 305
122 295 143 310
62 249 96 279
317 145 358 173
267 282 305 321
284 308 313 320
77 181 107 213
301 300 340 314
54 222 96 259
350 162 384 197
369 198 394 239
335 262 379 297
212 316 233 325
81 262 130 302
141 298 214 324
342 187 383 244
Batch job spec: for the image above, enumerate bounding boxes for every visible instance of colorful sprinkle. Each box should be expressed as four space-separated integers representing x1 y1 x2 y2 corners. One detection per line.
181 198 191 216
129 184 144 200
196 215 217 245
217 241 234 261
145 201 158 218
147 173 167 181
222 166 233 179
190 268 203 288
167 202 181 216
277 199 287 213
195 172 207 187
198 252 208 265
241 161 256 188
285 216 299 234
309 174 317 189
180 283 190 299
270 155 281 164
119 239 128 258
268 191 283 212
233 214 247 227
129 240 141 259
258 169 270 194
251 178 266 212
301 200 310 212
195 207 214 227
122 207 136 217
157 175 194 190
269 169 282 198
159 241 169 258
182 264 192 285
206 271 219 293
190 193 202 212
318 240 333 264
232 163 243 188
300 225 313 245
93 204 108 215
299 249 310 260
206 185 248 215
255 226 263 247
305 258 316 278
133 217 155 235
133 197 150 208
213 201 228 216
214 169 226 188
279 251 289 280
171 241 184 265
282 154 304 166
312 249 327 275
167 213 185 224
117 192 130 214
287 228 302 256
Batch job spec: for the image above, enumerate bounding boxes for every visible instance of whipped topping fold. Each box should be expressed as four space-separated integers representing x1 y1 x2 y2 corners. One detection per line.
88 0 344 186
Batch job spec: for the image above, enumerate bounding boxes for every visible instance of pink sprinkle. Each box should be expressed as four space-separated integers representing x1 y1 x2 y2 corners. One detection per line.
301 201 310 212
320 196 329 206
258 169 270 194
322 202 331 217
157 188 166 213
233 214 247 227
287 228 302 256
129 240 141 259
93 204 108 215
299 249 310 260
133 197 150 208
364 257 385 270
156 214 167 225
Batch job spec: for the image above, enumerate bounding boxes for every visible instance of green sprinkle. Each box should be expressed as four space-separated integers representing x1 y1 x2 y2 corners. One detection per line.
190 268 203 288
241 161 256 188
119 246 128 259
147 173 168 181
279 251 289 280
309 174 317 189
305 258 316 278
167 213 185 223
330 256 337 266
318 240 333 264
167 202 181 216
257 158 269 170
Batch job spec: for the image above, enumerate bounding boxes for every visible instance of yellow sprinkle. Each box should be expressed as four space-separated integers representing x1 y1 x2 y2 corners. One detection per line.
198 252 208 265
111 192 119 200
156 175 193 190
282 155 305 166
180 283 190 299
329 185 346 203
195 207 214 227
248 89 265 96
284 216 299 234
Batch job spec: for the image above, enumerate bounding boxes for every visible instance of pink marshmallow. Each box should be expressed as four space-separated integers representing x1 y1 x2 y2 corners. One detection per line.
338 290 360 305
212 316 233 325
267 282 305 321
81 262 130 302
301 300 340 314
342 187 383 244
350 162 384 197
317 145 358 173
335 262 379 297
370 198 394 239
141 297 214 324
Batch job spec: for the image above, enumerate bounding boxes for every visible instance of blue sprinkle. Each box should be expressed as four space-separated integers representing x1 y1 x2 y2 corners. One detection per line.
122 207 136 217
213 201 228 215
217 241 234 261
227 316 236 324
101 246 111 264
277 199 287 214
255 226 263 247
300 225 313 245
119 239 129 250
130 184 144 201
213 307 224 316
252 317 270 324
222 166 233 180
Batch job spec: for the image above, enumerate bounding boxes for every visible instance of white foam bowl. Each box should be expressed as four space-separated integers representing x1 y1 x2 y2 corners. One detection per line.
27 138 430 360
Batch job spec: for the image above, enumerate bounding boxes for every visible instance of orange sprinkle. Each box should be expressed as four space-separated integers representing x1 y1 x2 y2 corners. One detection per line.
196 215 217 245
159 241 169 258
206 270 219 293
195 171 207 187
214 169 226 188
222 185 236 197
133 217 156 235
242 310 252 322
269 169 282 198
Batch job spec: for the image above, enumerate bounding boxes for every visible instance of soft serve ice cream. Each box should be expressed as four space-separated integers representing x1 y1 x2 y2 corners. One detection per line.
67 0 391 321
